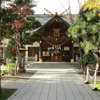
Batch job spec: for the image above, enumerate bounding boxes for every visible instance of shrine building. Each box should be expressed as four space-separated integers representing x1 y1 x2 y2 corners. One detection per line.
25 13 79 62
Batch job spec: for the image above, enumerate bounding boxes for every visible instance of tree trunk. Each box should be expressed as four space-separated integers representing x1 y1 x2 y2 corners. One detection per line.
79 44 85 71
0 64 2 93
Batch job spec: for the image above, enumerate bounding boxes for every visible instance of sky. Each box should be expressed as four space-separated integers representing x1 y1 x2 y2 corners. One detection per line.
33 0 85 14
1 0 85 14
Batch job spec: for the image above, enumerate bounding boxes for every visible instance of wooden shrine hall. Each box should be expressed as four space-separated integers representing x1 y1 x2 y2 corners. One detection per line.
39 12 73 62
26 12 79 62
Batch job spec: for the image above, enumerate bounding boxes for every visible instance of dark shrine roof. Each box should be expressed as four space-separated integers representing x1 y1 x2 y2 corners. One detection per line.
34 14 74 26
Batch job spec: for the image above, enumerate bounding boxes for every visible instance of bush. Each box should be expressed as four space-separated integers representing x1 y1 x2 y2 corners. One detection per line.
7 63 17 74
79 53 97 67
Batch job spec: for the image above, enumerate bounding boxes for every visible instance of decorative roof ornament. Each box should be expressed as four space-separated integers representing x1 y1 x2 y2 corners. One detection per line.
59 8 69 16
44 8 69 17
44 8 54 16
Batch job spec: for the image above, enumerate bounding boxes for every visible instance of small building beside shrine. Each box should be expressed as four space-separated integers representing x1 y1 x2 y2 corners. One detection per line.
25 13 79 62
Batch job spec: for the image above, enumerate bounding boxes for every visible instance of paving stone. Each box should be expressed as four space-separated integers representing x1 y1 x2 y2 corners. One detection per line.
2 62 100 100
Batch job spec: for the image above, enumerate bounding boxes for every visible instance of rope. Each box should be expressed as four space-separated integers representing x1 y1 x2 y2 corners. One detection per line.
88 69 96 79
86 67 100 79
85 67 100 90
42 37 67 46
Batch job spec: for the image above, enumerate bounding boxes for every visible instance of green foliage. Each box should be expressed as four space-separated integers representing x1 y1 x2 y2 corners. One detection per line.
0 89 16 100
85 10 97 21
90 82 100 91
1 0 42 46
68 3 100 53
21 30 44 45
0 70 8 74
10 57 16 63
79 53 97 66
7 63 17 73
13 0 35 7
0 8 17 38
81 41 97 53
24 16 42 31
13 0 35 14
4 39 16 59
83 0 100 12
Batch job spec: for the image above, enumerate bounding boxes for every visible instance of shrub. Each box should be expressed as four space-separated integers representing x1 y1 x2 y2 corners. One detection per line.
79 53 97 67
7 63 17 74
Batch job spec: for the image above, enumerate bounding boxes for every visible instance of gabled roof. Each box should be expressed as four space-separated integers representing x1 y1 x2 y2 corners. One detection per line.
34 14 72 25
34 14 74 31
34 14 52 25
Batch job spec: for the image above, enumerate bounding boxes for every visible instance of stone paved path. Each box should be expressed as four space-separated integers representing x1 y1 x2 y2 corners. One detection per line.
1 62 100 100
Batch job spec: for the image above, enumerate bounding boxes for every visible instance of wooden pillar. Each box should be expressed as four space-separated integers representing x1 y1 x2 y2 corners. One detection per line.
25 45 28 62
70 42 74 62
39 41 42 62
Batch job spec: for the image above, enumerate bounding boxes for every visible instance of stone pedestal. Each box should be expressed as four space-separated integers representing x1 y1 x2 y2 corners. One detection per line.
18 50 26 73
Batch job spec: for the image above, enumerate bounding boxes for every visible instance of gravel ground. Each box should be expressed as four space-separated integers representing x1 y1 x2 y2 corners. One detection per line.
1 70 37 81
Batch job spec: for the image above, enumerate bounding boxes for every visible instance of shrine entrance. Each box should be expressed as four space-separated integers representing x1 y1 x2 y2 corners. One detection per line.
40 36 73 62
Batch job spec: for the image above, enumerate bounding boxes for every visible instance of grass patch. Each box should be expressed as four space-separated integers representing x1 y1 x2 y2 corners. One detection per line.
90 82 100 91
0 89 17 100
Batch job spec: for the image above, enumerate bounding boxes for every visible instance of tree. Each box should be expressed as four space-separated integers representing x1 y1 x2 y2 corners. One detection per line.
5 0 42 47
1 0 43 93
83 0 100 11
68 0 100 70
6 0 42 72
0 3 17 38
0 0 43 73
13 0 35 14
